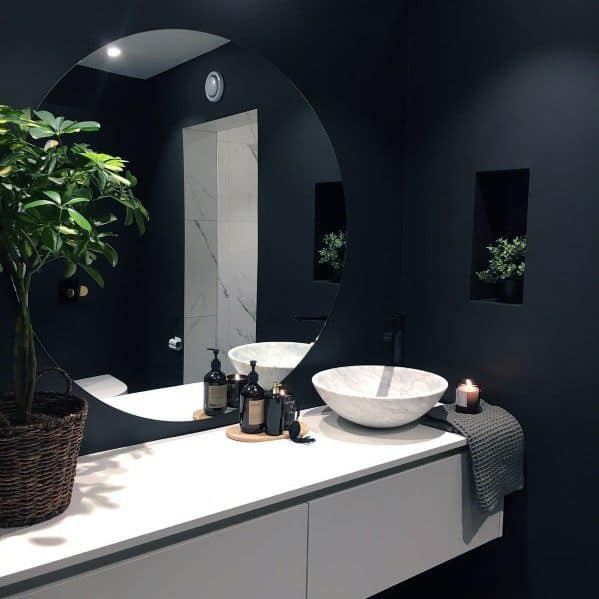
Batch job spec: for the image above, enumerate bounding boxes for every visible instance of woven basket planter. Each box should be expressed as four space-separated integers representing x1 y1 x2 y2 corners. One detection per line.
0 368 88 528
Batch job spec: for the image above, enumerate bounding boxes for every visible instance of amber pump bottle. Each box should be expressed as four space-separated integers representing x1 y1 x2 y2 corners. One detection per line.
203 348 228 416
240 361 265 433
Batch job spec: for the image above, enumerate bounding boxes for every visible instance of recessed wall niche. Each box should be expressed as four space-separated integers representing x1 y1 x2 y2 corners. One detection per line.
313 181 347 282
470 168 529 303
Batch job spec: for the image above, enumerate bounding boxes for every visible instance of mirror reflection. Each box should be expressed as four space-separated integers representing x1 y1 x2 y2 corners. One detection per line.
32 29 346 422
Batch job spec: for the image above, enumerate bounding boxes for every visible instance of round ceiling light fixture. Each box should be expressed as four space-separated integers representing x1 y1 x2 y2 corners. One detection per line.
205 71 224 102
106 46 122 58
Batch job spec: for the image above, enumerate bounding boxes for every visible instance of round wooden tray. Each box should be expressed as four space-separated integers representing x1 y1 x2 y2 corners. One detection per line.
226 421 309 443
192 409 212 421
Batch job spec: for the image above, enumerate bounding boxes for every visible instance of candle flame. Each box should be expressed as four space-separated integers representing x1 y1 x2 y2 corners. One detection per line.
465 378 473 386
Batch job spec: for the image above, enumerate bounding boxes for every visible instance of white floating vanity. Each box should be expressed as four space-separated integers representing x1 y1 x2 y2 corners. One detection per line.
0 406 503 599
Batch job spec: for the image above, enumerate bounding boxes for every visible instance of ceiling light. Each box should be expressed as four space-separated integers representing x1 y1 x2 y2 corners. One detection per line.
106 46 122 58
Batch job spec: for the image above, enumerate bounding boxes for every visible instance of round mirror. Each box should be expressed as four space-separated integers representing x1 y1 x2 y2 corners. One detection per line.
31 29 346 422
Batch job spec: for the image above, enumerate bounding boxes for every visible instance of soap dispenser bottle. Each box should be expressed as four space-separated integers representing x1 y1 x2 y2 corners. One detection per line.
240 360 265 434
203 348 228 416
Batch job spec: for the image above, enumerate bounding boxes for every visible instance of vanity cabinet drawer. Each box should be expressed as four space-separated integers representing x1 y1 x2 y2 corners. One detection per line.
16 505 308 599
306 452 503 599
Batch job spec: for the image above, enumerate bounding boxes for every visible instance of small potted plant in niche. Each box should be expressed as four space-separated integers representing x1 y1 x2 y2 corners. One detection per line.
318 230 347 282
0 106 148 527
476 235 526 303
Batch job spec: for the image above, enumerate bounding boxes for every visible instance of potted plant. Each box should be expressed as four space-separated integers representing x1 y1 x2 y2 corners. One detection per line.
476 235 526 303
0 106 148 526
318 230 347 282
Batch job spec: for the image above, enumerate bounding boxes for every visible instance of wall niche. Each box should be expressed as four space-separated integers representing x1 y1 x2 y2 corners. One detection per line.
313 181 346 283
470 168 529 303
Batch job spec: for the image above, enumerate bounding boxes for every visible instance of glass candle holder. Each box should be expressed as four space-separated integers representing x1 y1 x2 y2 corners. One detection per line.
227 373 248 410
455 378 481 414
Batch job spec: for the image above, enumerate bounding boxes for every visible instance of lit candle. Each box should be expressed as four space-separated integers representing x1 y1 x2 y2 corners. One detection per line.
456 378 481 414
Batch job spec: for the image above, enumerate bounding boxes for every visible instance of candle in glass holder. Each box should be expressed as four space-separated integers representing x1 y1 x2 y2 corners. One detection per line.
227 373 247 410
455 378 481 414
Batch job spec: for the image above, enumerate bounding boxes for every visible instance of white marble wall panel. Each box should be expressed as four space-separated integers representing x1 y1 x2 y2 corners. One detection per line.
183 316 216 384
183 129 218 220
216 119 258 373
183 129 218 383
184 219 217 318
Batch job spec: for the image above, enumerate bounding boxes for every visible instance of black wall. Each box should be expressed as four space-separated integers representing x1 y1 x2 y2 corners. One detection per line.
17 41 342 393
3 1 597 597
398 1 599 597
141 42 342 387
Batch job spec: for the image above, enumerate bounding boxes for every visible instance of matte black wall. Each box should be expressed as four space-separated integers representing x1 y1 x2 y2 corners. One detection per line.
35 67 152 393
397 1 599 597
12 41 342 394
11 1 599 598
141 41 342 387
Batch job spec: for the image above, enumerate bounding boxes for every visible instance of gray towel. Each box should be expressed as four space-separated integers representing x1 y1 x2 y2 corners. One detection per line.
423 400 524 513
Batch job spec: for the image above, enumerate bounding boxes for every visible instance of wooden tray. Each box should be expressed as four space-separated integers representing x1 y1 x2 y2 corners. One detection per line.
193 409 212 421
193 407 238 421
226 421 309 443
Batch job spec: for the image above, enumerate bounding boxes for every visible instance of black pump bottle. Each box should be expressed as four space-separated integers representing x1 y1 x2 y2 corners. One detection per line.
239 360 265 433
203 348 227 416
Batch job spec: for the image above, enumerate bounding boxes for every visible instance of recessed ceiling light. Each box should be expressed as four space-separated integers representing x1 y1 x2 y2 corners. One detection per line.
106 46 122 58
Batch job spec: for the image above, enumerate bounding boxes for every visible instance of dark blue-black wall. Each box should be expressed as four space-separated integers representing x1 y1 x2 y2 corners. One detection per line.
14 41 342 395
396 1 599 598
3 1 597 597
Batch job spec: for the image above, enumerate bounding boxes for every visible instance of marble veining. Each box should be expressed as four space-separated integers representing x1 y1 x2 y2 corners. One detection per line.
183 112 258 378
217 118 258 372
229 342 313 390
312 366 449 428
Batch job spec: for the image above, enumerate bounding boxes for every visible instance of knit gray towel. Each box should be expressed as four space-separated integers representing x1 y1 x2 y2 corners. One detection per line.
422 400 524 513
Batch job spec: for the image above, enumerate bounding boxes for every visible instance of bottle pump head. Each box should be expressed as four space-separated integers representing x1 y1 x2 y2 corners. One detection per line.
207 348 221 370
248 360 259 383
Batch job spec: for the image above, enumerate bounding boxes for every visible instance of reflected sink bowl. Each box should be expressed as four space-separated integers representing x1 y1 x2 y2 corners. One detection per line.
228 342 313 390
312 365 448 428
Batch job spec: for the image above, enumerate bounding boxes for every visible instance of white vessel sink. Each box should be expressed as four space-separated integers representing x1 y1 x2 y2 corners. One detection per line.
312 365 448 428
228 341 313 390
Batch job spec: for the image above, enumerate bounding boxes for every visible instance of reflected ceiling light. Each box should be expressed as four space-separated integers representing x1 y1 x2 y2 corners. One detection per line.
106 46 122 58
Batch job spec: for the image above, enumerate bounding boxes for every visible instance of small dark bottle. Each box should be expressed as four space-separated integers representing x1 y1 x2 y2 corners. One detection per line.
203 348 228 416
240 360 265 434
265 383 284 436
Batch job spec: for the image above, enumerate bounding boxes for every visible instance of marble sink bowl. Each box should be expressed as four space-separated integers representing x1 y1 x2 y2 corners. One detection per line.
228 342 313 390
312 365 448 428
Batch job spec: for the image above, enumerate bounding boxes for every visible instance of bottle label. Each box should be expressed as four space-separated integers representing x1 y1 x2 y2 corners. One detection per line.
208 385 227 409
248 399 265 425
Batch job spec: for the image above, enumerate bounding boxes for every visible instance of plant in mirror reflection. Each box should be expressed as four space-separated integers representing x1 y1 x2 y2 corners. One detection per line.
0 105 148 423
318 230 346 273
476 235 526 284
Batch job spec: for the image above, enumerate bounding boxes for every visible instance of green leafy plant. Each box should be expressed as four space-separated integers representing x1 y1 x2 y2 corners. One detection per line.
476 235 526 284
0 106 148 424
318 230 347 273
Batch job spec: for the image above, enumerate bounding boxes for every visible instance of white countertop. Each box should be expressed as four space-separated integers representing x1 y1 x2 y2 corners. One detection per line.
0 405 466 589
100 382 206 422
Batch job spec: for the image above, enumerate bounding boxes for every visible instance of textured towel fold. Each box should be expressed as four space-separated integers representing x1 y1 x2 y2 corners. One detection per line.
423 400 524 513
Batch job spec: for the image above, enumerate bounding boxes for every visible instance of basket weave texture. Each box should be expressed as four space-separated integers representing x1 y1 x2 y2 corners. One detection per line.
0 368 88 528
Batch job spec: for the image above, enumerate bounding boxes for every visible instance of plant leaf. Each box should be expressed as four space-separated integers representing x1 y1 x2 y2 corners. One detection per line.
102 242 118 267
63 260 77 278
81 264 104 288
68 208 92 232
64 120 100 133
43 190 61 205
22 199 57 210
57 225 77 235
29 125 55 140
64 197 90 207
